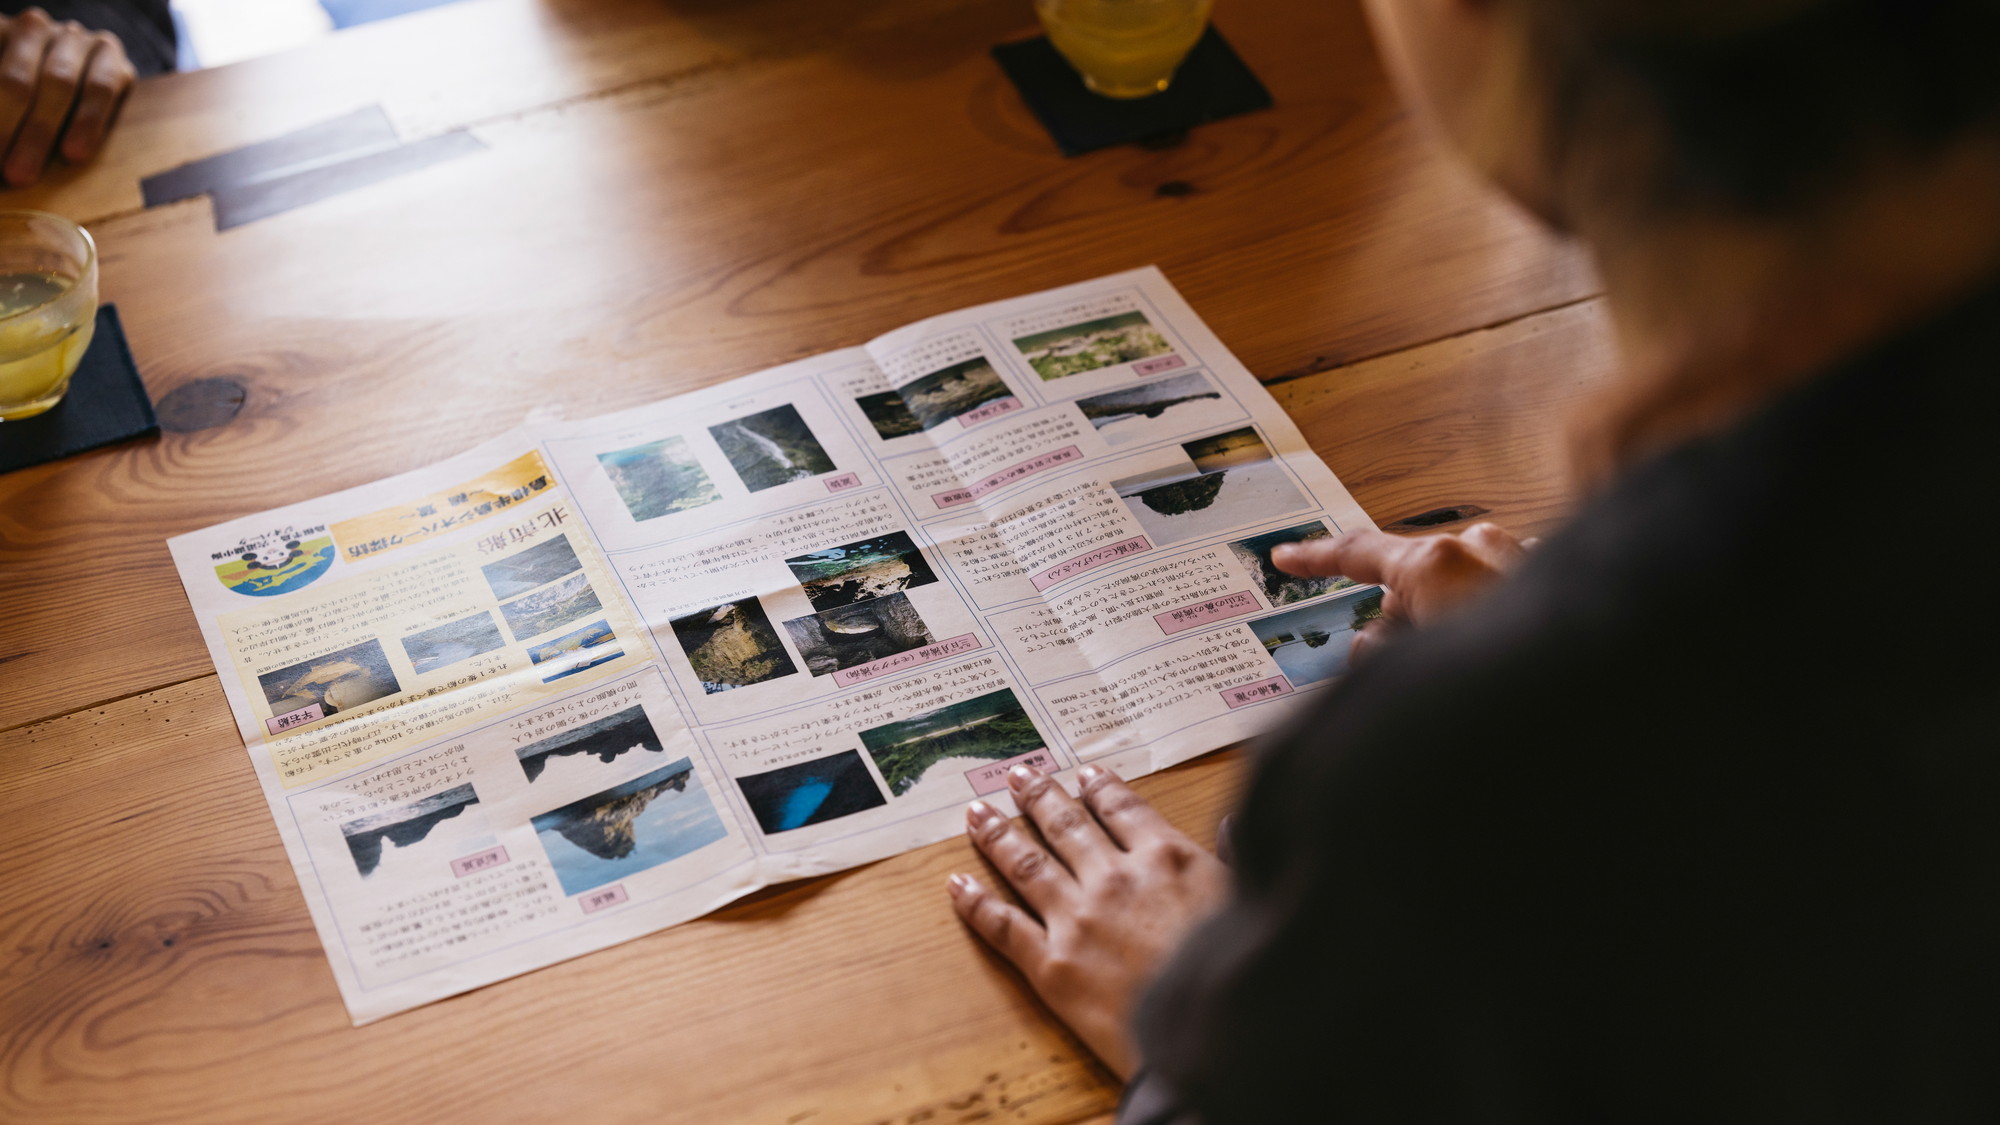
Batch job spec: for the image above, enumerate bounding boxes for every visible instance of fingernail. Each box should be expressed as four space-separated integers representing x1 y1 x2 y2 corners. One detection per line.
1007 764 1035 789
948 873 975 896
1079 764 1104 785
967 800 996 825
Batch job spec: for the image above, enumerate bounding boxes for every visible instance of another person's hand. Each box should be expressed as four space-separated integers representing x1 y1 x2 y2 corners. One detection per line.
0 7 136 187
949 764 1229 1079
1272 523 1527 659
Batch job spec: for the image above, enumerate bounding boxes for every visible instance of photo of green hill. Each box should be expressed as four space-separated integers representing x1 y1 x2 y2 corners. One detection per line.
1014 310 1173 380
859 688 1044 798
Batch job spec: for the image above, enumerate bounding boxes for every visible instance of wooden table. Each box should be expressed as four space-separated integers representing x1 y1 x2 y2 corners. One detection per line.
0 1 1616 1121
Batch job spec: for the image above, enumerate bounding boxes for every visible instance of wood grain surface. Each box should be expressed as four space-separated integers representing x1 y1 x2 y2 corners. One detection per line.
0 0 1616 1120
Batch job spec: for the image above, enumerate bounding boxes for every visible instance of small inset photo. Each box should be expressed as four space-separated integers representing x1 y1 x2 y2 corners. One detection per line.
708 404 836 492
782 592 934 677
1249 586 1386 688
339 783 486 879
855 389 924 441
895 357 1012 431
1013 310 1173 380
1114 427 1309 547
596 435 722 522
1227 521 1355 607
859 687 1044 800
786 531 938 612
1075 371 1224 446
400 611 506 676
259 637 401 719
481 534 582 601
516 703 666 784
668 598 798 694
531 758 730 897
526 618 623 683
735 750 887 835
498 571 602 641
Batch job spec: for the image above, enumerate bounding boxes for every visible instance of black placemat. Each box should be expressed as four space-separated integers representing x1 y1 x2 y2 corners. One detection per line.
0 305 156 475
992 27 1272 157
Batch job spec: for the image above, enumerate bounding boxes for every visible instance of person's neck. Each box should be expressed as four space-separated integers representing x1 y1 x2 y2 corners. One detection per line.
1572 140 2000 481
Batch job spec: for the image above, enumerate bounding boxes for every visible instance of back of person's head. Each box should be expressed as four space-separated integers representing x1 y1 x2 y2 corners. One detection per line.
1506 0 2000 217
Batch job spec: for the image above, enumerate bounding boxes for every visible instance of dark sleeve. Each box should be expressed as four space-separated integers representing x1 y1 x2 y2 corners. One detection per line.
1124 375 2000 1124
1 0 176 76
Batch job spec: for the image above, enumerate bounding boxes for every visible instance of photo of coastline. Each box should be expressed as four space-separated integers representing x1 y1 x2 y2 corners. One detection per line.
259 637 401 718
1075 372 1225 446
1249 586 1387 687
480 534 583 600
597 435 721 522
1112 427 1309 547
516 703 665 783
532 758 730 896
856 389 924 440
895 356 1012 431
735 750 887 835
401 612 506 676
668 598 797 694
339 783 486 879
525 618 623 683
708 404 837 493
498 571 602 641
1014 310 1173 380
786 531 938 612
782 592 934 677
1228 521 1355 607
859 688 1043 800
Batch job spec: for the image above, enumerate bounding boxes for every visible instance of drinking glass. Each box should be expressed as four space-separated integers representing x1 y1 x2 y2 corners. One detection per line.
1035 0 1215 99
0 211 98 423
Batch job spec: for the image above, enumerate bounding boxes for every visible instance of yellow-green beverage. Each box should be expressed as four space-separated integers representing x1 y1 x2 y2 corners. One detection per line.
1036 0 1214 99
0 212 98 423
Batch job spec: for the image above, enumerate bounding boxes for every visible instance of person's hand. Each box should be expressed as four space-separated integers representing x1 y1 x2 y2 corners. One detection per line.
0 7 136 187
949 764 1229 1079
1272 523 1527 658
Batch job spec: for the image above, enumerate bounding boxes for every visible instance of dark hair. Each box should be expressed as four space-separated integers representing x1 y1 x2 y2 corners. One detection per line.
1519 0 2000 214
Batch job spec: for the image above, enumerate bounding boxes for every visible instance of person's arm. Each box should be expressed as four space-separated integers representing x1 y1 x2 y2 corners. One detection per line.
0 5 136 186
945 524 1527 1089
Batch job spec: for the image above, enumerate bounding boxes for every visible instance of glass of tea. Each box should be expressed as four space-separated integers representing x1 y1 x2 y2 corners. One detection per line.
0 211 98 423
1035 0 1215 99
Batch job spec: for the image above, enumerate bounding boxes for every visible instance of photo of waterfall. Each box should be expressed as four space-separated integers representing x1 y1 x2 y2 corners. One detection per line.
781 593 934 677
708 404 837 492
530 758 729 897
734 750 887 835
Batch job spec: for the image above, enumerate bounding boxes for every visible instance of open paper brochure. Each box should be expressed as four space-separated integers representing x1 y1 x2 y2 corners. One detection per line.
168 267 1381 1023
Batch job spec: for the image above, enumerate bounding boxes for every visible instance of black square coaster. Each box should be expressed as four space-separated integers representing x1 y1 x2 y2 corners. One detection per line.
0 305 157 475
992 26 1273 157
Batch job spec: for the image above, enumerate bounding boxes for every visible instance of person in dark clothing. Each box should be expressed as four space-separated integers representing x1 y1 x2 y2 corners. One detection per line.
0 2 170 187
944 0 2000 1120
